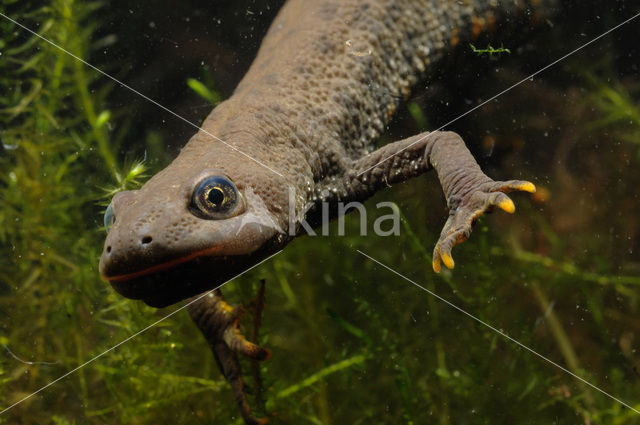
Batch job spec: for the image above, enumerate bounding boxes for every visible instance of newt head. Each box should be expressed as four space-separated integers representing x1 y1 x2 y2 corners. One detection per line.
99 154 288 308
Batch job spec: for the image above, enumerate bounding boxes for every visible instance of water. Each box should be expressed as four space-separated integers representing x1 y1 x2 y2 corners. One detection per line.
1 1 639 424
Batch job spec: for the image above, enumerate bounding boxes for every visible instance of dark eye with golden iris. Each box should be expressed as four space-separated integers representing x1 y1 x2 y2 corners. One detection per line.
191 176 243 219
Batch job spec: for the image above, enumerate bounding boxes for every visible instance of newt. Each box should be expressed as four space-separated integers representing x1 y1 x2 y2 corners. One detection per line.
99 0 550 423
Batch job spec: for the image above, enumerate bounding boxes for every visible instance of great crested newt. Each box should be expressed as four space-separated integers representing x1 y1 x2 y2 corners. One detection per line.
99 1 552 423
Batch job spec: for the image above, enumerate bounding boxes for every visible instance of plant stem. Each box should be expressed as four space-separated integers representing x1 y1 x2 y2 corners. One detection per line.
530 280 596 410
59 0 120 183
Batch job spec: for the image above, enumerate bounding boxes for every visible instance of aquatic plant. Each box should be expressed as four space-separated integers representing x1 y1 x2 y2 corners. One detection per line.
0 1 208 423
469 43 511 57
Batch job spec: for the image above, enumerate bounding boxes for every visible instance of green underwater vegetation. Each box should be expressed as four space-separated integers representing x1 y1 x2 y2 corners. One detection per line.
469 43 511 57
1 1 640 424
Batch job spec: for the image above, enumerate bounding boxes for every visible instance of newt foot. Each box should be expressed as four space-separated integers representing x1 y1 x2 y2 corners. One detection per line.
221 303 272 362
432 179 535 273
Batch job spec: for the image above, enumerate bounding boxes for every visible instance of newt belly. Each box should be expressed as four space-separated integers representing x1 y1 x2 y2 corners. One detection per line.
98 1 554 423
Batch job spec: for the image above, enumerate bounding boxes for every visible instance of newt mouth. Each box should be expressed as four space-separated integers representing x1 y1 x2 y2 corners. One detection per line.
105 253 258 308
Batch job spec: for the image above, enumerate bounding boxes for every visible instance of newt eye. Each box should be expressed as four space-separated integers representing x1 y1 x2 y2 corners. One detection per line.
191 176 244 219
104 201 115 233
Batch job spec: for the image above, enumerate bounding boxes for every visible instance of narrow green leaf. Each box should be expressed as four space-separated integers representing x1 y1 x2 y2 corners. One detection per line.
187 78 220 105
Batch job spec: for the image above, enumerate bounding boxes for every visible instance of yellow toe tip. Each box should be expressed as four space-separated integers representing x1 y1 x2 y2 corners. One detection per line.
499 198 516 214
517 182 536 193
432 258 441 273
442 253 455 269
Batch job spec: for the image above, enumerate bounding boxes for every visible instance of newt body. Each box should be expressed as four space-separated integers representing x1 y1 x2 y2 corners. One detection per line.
100 0 546 305
99 1 550 423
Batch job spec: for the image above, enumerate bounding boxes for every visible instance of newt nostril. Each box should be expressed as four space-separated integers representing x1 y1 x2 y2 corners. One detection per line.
141 236 153 245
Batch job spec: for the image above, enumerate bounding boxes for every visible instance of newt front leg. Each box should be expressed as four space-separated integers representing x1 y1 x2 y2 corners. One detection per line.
188 289 271 425
349 131 536 271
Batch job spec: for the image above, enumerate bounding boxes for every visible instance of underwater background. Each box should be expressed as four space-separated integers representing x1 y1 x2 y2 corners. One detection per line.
1 0 640 423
